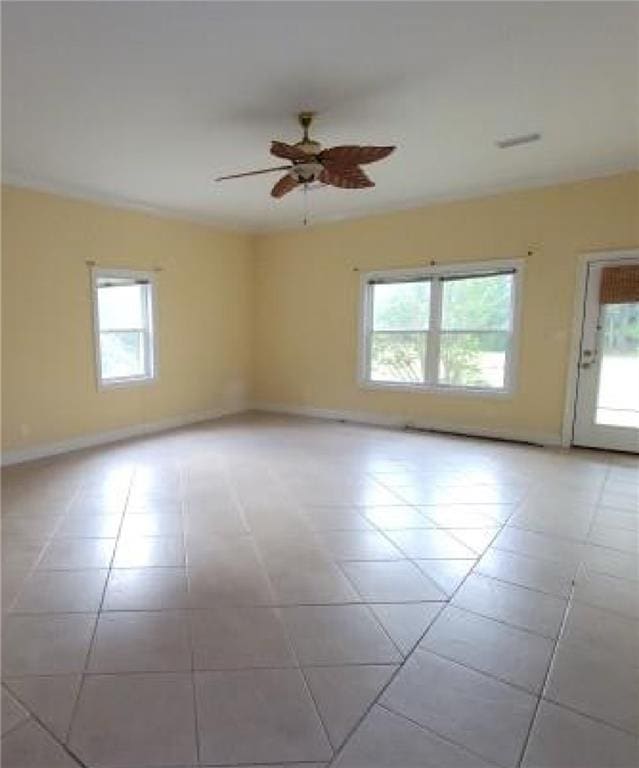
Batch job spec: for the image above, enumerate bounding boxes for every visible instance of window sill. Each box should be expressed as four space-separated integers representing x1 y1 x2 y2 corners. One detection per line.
359 379 514 399
98 375 157 391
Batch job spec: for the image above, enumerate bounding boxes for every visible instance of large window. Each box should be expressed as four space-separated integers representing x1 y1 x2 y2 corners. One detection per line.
361 262 520 393
93 269 156 387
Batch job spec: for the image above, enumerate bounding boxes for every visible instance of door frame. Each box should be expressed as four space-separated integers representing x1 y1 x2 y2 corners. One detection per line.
561 248 639 448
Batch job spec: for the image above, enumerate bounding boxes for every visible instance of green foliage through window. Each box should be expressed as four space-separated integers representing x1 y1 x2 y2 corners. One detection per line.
367 271 514 389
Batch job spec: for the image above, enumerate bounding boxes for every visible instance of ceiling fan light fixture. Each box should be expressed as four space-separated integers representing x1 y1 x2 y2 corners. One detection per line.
290 161 324 183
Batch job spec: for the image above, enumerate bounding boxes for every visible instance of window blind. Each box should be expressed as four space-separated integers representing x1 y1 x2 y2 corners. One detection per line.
599 265 639 304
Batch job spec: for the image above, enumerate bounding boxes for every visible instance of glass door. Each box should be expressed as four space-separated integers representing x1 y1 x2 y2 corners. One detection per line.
573 258 639 452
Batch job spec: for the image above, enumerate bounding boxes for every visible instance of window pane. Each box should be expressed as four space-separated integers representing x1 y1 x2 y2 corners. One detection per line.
373 282 430 331
442 274 513 331
100 331 146 380
596 303 639 427
370 332 426 383
438 332 508 388
97 284 146 330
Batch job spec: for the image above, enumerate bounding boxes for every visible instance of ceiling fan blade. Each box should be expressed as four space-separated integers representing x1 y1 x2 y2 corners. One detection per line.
320 145 395 165
319 165 375 190
215 165 291 182
271 173 299 198
270 141 310 162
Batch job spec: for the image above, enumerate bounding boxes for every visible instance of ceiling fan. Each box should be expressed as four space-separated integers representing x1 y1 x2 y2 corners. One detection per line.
215 112 395 198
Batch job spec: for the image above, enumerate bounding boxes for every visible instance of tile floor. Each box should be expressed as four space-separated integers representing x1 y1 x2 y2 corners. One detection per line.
1 413 638 767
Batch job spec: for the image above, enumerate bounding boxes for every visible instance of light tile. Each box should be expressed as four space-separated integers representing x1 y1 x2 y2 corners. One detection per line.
305 664 397 748
414 558 475 596
420 504 505 528
281 604 401 665
599 490 639 512
10 569 107 613
333 705 495 767
37 538 114 570
545 638 639 734
1 719 82 768
588 523 638 554
314 529 403 560
581 544 639 581
88 611 191 673
341 560 447 602
381 650 536 767
190 605 296 669
113 535 185 567
189 558 276 606
594 506 639 531
361 506 433 530
369 603 443 655
304 507 374 531
1 688 29 736
1 515 62 541
3 414 639 767
492 526 585 566
453 573 567 638
69 673 197 767
561 601 639 666
4 675 81 742
195 668 332 765
54 513 121 538
1 537 45 574
102 567 188 610
119 513 183 537
384 529 477 559
508 505 594 540
574 568 639 619
183 508 247 536
2 614 96 676
447 528 500 555
476 547 577 597
522 700 639 768
421 605 554 692
263 556 358 604
126 499 182 515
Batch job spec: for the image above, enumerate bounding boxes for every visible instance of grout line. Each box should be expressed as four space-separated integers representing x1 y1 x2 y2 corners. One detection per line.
2 676 89 767
539 694 639 739
229 478 336 758
325 477 549 765
326 497 518 765
4 425 635 768
175 463 203 766
514 461 612 767
61 468 136 754
377 701 507 767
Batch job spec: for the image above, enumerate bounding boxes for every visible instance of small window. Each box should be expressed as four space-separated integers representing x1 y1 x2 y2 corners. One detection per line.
361 263 520 393
93 269 156 387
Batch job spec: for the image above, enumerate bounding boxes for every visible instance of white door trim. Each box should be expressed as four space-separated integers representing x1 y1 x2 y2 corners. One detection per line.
561 248 639 448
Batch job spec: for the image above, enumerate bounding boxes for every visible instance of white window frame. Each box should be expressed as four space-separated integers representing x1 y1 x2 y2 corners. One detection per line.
91 267 158 390
358 259 523 397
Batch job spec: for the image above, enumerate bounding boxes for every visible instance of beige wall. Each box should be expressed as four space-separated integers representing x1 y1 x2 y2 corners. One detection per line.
2 172 637 457
253 172 639 442
2 185 253 454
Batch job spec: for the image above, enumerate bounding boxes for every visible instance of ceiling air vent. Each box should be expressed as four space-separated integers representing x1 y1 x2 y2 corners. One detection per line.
495 132 541 149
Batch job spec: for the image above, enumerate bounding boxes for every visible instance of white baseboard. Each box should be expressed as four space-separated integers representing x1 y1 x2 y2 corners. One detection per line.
1 404 248 467
252 401 562 447
2 400 562 467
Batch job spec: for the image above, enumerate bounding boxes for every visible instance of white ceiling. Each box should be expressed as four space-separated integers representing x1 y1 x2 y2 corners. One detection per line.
2 2 638 231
